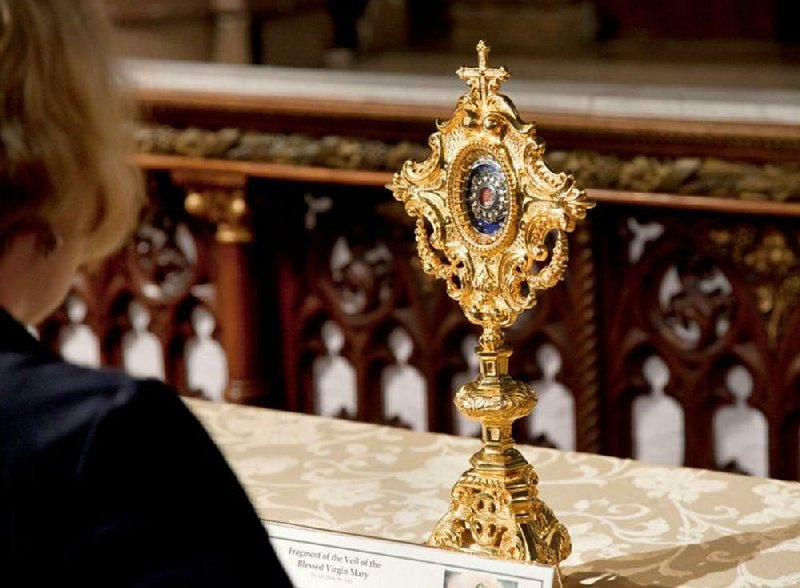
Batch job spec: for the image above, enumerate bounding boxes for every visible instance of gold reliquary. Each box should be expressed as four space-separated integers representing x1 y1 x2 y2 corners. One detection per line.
389 41 593 566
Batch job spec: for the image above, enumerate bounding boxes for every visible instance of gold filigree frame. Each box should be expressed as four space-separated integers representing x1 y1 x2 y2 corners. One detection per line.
389 41 593 566
447 144 519 253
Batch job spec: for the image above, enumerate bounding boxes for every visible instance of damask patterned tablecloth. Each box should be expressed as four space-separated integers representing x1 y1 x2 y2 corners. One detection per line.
187 400 800 587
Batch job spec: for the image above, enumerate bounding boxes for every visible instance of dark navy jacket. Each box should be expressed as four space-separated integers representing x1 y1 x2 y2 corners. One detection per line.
0 308 292 586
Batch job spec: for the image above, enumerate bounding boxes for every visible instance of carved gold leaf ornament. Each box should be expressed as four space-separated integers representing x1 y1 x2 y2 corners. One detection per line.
389 42 593 567
135 125 800 203
709 227 800 347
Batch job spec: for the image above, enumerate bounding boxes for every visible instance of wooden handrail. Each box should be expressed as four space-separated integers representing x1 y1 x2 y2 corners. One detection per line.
136 88 800 145
136 153 800 217
128 60 800 161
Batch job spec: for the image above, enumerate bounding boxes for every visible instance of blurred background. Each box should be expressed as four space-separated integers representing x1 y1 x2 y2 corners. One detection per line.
105 0 800 85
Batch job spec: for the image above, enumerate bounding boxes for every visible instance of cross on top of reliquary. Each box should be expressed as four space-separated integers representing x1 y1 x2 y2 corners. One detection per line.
457 41 510 105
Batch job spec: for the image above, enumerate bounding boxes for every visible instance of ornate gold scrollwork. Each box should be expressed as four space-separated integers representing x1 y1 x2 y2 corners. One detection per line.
389 41 592 566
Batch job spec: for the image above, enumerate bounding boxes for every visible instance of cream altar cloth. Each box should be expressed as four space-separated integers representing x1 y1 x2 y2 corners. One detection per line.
187 400 800 587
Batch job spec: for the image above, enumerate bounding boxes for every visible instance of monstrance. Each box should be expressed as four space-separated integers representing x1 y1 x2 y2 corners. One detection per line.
389 42 593 566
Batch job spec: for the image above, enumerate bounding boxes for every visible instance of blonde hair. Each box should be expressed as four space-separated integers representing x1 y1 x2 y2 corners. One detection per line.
0 0 143 260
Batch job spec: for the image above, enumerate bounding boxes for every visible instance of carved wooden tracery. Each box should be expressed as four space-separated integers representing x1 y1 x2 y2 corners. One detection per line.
268 180 600 452
40 172 217 397
40 166 800 481
274 185 800 479
602 208 800 479
36 157 800 481
285 187 475 431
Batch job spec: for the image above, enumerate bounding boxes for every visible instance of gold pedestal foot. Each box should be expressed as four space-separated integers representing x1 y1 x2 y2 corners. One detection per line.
428 459 571 564
428 348 571 565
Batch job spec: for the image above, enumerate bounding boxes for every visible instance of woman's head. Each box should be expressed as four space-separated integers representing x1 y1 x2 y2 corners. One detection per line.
0 0 143 262
0 0 143 323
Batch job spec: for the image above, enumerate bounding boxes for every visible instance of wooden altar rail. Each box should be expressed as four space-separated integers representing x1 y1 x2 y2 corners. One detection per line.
118 151 800 483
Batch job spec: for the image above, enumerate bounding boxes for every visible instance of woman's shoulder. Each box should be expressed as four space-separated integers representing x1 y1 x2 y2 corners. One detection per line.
0 307 155 420
0 350 180 458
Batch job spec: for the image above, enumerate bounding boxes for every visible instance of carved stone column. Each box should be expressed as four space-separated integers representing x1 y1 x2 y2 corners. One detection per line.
174 170 265 405
211 0 252 64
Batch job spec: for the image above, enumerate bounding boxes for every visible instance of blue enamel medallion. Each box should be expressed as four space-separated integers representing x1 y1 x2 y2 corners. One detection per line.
464 158 509 236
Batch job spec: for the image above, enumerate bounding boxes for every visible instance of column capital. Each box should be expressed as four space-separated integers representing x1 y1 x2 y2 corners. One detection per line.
172 170 253 243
